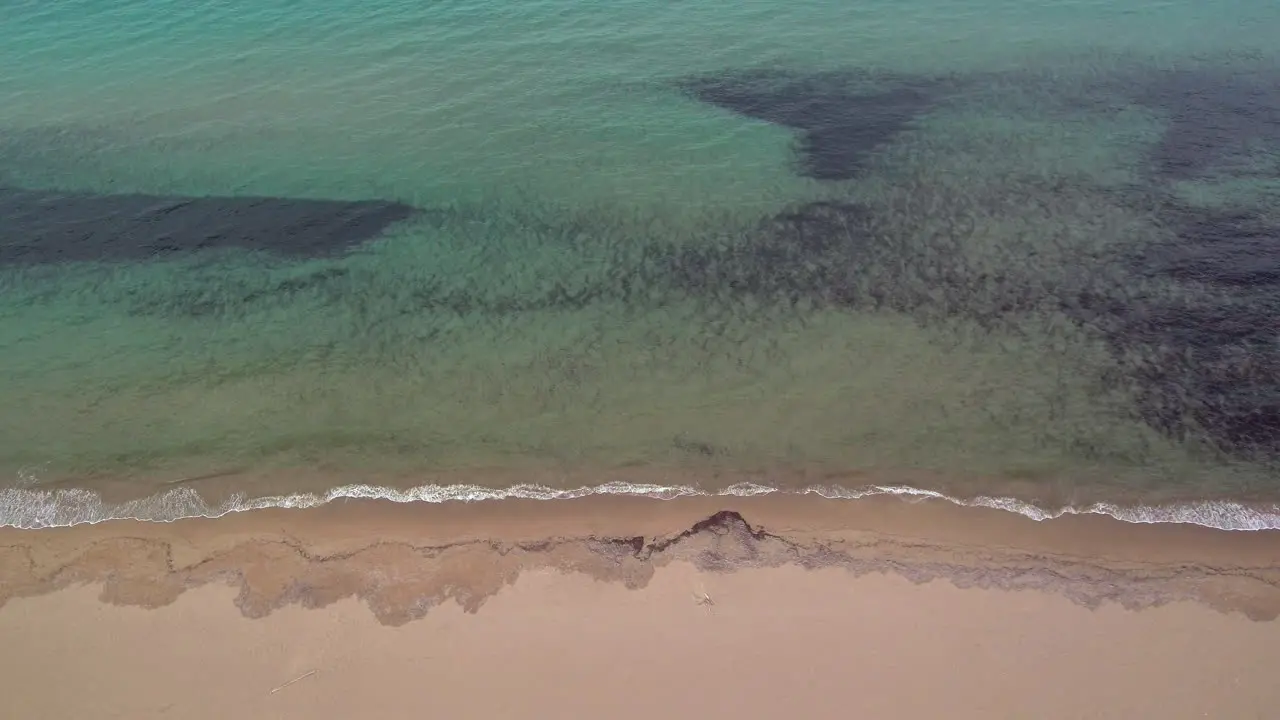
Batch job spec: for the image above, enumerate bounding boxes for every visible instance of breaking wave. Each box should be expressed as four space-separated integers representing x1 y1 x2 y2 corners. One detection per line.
2 480 1279 531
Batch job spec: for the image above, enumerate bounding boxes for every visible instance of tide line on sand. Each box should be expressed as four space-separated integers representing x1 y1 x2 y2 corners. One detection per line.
2 480 1278 531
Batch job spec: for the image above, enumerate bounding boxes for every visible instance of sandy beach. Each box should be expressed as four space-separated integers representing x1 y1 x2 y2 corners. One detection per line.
3 494 1280 719
6 0 1280 716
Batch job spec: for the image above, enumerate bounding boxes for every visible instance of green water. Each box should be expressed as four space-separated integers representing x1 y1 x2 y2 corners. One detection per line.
2 0 1280 522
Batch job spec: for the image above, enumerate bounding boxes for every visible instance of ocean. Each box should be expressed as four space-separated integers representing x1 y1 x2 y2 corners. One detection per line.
2 0 1279 529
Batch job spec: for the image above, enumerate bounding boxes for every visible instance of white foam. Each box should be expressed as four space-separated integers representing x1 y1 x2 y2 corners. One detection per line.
1 478 1278 531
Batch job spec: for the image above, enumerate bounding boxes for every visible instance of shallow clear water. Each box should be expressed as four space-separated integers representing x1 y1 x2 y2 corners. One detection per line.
2 0 1279 528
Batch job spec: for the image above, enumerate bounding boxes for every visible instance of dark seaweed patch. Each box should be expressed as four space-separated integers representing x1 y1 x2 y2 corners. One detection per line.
680 66 1280 184
676 65 1280 461
660 186 1082 333
678 70 948 180
1110 205 1280 458
0 187 416 266
5 66 1277 463
659 200 873 305
1125 68 1280 180
1099 297 1280 459
1139 207 1280 287
668 194 1280 461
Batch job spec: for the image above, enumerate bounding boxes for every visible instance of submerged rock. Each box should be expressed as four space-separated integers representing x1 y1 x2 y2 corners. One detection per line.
1114 204 1280 459
678 69 950 180
1124 67 1280 181
0 186 416 265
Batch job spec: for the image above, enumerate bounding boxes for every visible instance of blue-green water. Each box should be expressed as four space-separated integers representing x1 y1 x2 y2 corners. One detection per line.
2 0 1280 528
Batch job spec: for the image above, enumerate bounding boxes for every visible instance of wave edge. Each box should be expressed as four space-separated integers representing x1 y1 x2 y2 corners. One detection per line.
2 480 1279 531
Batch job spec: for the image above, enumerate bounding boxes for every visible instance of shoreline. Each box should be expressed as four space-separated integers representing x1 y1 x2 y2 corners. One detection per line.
5 471 1280 531
4 492 1280 620
3 493 1280 719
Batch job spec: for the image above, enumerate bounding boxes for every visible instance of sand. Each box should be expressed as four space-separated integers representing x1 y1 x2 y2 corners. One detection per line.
3 494 1280 719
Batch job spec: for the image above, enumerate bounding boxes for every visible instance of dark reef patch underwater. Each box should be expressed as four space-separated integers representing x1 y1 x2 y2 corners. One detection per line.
674 65 1280 464
1 62 1278 479
677 69 950 180
0 187 416 266
1121 202 1280 460
1126 67 1280 181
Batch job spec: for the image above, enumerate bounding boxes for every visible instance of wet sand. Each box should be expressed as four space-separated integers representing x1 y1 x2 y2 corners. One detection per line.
2 494 1280 719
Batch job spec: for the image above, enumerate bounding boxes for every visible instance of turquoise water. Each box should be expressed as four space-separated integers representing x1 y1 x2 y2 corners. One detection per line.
2 0 1280 527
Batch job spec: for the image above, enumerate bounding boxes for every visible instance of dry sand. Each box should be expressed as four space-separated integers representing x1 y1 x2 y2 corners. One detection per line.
2 493 1280 719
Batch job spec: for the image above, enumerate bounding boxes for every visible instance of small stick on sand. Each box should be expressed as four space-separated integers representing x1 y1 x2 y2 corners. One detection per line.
269 670 318 695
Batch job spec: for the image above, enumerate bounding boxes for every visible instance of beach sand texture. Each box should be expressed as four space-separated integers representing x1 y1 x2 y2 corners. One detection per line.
3 495 1279 719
